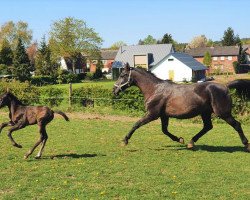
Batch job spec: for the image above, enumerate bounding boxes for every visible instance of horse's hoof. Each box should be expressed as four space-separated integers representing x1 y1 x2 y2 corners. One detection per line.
122 138 128 146
35 156 41 159
23 155 28 159
187 140 194 149
179 137 184 144
245 143 250 152
13 143 22 148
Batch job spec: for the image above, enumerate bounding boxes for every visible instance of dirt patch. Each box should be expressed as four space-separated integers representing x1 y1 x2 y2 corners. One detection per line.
0 111 139 122
65 112 140 122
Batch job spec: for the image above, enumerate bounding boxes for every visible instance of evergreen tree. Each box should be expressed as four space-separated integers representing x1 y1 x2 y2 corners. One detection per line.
94 59 103 79
203 51 212 68
0 39 13 66
221 27 241 46
35 36 57 76
161 33 174 44
13 38 32 81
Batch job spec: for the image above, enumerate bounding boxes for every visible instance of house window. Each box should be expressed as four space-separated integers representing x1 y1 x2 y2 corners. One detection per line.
168 58 174 61
213 57 218 61
227 56 232 60
220 56 225 60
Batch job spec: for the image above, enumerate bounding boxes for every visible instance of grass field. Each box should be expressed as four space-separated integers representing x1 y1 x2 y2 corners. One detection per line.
0 113 249 199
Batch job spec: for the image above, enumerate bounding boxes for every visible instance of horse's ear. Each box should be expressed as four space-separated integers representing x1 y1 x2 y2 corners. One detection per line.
6 88 10 93
124 62 130 71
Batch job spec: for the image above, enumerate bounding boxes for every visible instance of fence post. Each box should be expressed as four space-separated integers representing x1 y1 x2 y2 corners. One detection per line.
69 83 72 107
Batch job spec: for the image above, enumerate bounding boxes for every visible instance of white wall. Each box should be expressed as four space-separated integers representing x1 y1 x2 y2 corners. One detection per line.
59 57 68 70
151 55 193 82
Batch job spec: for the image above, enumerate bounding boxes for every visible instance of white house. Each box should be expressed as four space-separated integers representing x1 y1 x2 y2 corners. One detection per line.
112 44 174 79
151 53 207 82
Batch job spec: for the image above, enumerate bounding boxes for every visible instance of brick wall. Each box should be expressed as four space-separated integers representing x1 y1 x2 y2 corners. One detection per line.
195 55 238 74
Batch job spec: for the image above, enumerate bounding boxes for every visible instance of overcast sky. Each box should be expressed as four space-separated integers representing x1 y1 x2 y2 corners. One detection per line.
1 0 249 47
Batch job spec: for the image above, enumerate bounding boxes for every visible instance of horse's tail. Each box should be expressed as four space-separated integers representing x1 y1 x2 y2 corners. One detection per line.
227 79 250 99
53 111 70 121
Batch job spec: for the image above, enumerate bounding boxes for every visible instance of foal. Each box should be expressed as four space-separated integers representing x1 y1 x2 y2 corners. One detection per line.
0 92 69 159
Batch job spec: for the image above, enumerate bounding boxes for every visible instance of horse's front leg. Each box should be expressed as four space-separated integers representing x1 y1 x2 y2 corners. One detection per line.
7 121 26 148
160 115 184 144
123 114 157 145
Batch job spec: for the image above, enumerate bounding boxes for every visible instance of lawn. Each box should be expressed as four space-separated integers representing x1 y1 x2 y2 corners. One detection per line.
0 113 249 199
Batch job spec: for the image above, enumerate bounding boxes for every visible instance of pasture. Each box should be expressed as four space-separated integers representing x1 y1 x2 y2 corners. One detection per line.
0 113 249 199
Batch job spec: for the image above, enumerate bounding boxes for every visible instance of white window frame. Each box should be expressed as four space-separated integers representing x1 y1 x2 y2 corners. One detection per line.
227 56 232 60
213 57 218 61
220 56 225 61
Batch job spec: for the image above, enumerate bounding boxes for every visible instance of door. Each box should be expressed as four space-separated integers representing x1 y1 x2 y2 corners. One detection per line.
168 70 174 81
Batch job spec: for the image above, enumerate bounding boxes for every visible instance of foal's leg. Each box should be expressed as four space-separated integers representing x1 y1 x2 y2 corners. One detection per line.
160 115 184 144
188 113 213 149
24 123 46 159
0 121 13 133
35 127 48 159
222 115 249 151
123 113 158 145
7 121 26 148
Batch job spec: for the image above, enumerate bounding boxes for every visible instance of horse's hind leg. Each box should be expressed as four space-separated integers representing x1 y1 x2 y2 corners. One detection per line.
35 128 48 159
0 121 13 133
24 123 46 159
222 115 249 151
161 115 184 144
188 112 213 149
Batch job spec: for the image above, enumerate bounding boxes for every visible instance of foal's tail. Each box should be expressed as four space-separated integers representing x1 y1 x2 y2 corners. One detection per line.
54 111 70 121
227 79 250 99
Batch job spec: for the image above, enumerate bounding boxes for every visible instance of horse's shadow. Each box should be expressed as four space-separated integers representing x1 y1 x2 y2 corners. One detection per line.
190 145 245 153
157 144 246 153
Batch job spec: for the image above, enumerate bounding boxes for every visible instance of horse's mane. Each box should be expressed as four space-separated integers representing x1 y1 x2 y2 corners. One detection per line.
134 67 174 84
7 92 24 105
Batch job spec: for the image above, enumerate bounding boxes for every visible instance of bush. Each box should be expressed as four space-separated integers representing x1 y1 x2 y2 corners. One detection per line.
85 72 94 80
0 79 40 104
39 86 64 107
30 75 57 86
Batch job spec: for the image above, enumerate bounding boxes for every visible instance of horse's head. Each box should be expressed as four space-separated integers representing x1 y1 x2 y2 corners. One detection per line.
0 92 11 108
113 63 134 96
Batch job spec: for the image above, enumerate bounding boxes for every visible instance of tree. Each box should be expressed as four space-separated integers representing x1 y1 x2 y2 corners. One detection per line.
49 17 103 74
221 27 241 46
13 38 32 81
35 36 58 76
161 33 174 44
0 39 13 66
203 51 212 68
138 35 157 45
94 60 103 79
0 21 32 50
186 35 207 50
110 41 127 50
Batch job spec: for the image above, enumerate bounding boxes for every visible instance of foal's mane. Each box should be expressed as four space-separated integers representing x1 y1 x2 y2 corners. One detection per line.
133 67 173 84
7 92 24 105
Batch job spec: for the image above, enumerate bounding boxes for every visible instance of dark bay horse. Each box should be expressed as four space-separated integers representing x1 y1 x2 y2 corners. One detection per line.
113 64 250 152
0 92 69 159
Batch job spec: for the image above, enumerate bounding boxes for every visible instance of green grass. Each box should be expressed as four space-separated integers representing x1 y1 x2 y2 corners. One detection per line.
0 114 249 199
42 80 115 93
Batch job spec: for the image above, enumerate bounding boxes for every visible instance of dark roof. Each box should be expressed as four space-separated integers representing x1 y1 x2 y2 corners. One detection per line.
101 50 118 60
152 52 207 71
186 46 240 57
112 44 173 68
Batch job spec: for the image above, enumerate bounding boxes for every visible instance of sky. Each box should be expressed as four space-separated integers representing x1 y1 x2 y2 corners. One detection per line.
0 0 249 47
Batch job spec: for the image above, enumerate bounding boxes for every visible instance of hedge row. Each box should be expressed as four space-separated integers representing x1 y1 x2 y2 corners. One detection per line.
0 80 248 119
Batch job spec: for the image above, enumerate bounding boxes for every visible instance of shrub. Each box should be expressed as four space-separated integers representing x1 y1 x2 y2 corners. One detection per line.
0 79 40 104
30 75 57 86
39 86 64 107
85 72 94 80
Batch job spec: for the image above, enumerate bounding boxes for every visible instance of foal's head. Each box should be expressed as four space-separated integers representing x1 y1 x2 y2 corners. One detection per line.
113 63 135 96
0 92 22 108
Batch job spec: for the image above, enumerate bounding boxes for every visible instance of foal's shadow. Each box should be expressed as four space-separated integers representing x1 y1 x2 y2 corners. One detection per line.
35 153 106 160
